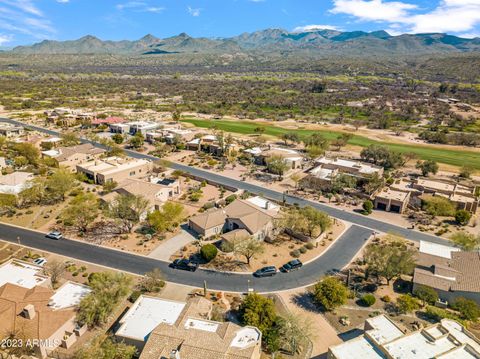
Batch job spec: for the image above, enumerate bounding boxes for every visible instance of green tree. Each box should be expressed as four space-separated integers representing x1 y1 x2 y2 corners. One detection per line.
455 210 472 226
422 195 456 217
45 167 77 201
232 236 265 265
147 201 185 233
452 297 480 321
279 206 332 238
331 173 357 193
0 193 17 215
61 192 99 233
201 243 218 262
362 200 374 215
239 293 277 333
413 285 439 306
396 294 420 314
360 145 404 169
281 132 300 146
363 235 416 285
363 173 385 195
265 155 289 176
128 132 145 149
75 335 136 359
61 132 81 146
312 276 349 311
416 160 439 177
303 133 329 150
106 194 149 233
13 142 40 165
111 133 124 144
77 272 132 327
459 165 474 179
450 231 480 251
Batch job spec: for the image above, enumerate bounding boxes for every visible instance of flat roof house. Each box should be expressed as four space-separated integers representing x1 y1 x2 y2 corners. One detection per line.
42 143 105 169
115 295 261 359
76 157 152 185
413 241 480 305
127 121 160 135
328 314 480 359
302 156 383 190
413 178 479 214
0 260 91 358
0 171 34 195
374 188 411 214
0 124 24 137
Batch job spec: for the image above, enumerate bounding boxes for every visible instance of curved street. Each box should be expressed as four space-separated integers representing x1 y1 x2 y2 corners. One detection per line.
0 118 449 293
0 222 371 292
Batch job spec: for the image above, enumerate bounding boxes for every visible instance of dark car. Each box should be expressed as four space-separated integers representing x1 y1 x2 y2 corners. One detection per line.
254 266 277 278
281 259 303 273
45 231 63 240
170 259 198 272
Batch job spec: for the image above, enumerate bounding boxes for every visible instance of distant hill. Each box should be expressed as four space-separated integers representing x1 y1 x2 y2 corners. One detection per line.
10 29 480 56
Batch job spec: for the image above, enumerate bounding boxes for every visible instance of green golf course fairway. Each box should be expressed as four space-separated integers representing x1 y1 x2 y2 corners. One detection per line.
182 118 480 170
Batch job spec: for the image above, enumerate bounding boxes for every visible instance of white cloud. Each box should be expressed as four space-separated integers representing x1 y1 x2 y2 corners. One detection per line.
293 24 342 32
56 0 70 3
116 1 164 13
0 33 12 45
329 0 480 35
187 6 201 16
330 0 417 22
0 0 55 40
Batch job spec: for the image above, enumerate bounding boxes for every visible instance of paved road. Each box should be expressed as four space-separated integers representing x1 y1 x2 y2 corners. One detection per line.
0 222 371 292
0 118 446 245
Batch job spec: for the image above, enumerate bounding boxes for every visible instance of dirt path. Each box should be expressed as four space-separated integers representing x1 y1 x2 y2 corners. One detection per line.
278 289 342 358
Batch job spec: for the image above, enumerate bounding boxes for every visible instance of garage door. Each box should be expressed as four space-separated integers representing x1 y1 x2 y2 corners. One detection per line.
376 202 387 211
390 205 401 213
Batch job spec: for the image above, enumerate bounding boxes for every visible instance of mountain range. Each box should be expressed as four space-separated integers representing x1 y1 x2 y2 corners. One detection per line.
10 29 480 56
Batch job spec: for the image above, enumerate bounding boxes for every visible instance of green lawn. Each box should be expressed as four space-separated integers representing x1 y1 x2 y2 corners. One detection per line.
182 118 480 170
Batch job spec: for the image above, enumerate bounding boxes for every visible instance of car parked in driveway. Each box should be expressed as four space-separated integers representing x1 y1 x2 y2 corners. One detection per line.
281 259 303 272
169 259 198 272
45 231 63 240
253 266 277 278
33 258 47 267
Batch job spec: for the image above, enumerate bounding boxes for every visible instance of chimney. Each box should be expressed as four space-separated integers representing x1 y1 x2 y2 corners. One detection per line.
22 304 36 320
170 350 181 359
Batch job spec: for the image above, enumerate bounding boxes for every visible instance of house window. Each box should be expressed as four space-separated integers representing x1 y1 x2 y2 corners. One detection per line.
129 171 136 176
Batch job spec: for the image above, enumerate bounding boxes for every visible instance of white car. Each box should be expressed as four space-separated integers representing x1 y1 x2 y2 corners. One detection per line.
46 231 63 240
33 258 47 267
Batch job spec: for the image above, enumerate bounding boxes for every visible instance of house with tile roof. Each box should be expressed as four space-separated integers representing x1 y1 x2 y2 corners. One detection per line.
41 143 105 169
188 197 279 240
0 260 91 358
413 241 480 305
101 177 181 214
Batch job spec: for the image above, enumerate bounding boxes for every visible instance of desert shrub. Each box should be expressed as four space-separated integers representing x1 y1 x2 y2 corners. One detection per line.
305 243 315 250
290 249 301 258
299 246 307 254
201 244 218 262
381 295 391 303
129 290 141 303
361 294 376 307
225 194 237 205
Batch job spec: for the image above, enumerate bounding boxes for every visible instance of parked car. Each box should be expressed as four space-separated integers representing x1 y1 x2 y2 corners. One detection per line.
45 231 63 240
33 258 47 267
281 259 303 272
170 259 198 272
254 266 277 278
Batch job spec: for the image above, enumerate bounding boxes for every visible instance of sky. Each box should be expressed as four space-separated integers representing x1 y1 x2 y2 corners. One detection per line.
0 0 479 47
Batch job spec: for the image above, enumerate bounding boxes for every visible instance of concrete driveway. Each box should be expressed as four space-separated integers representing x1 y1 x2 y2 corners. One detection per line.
148 226 197 261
